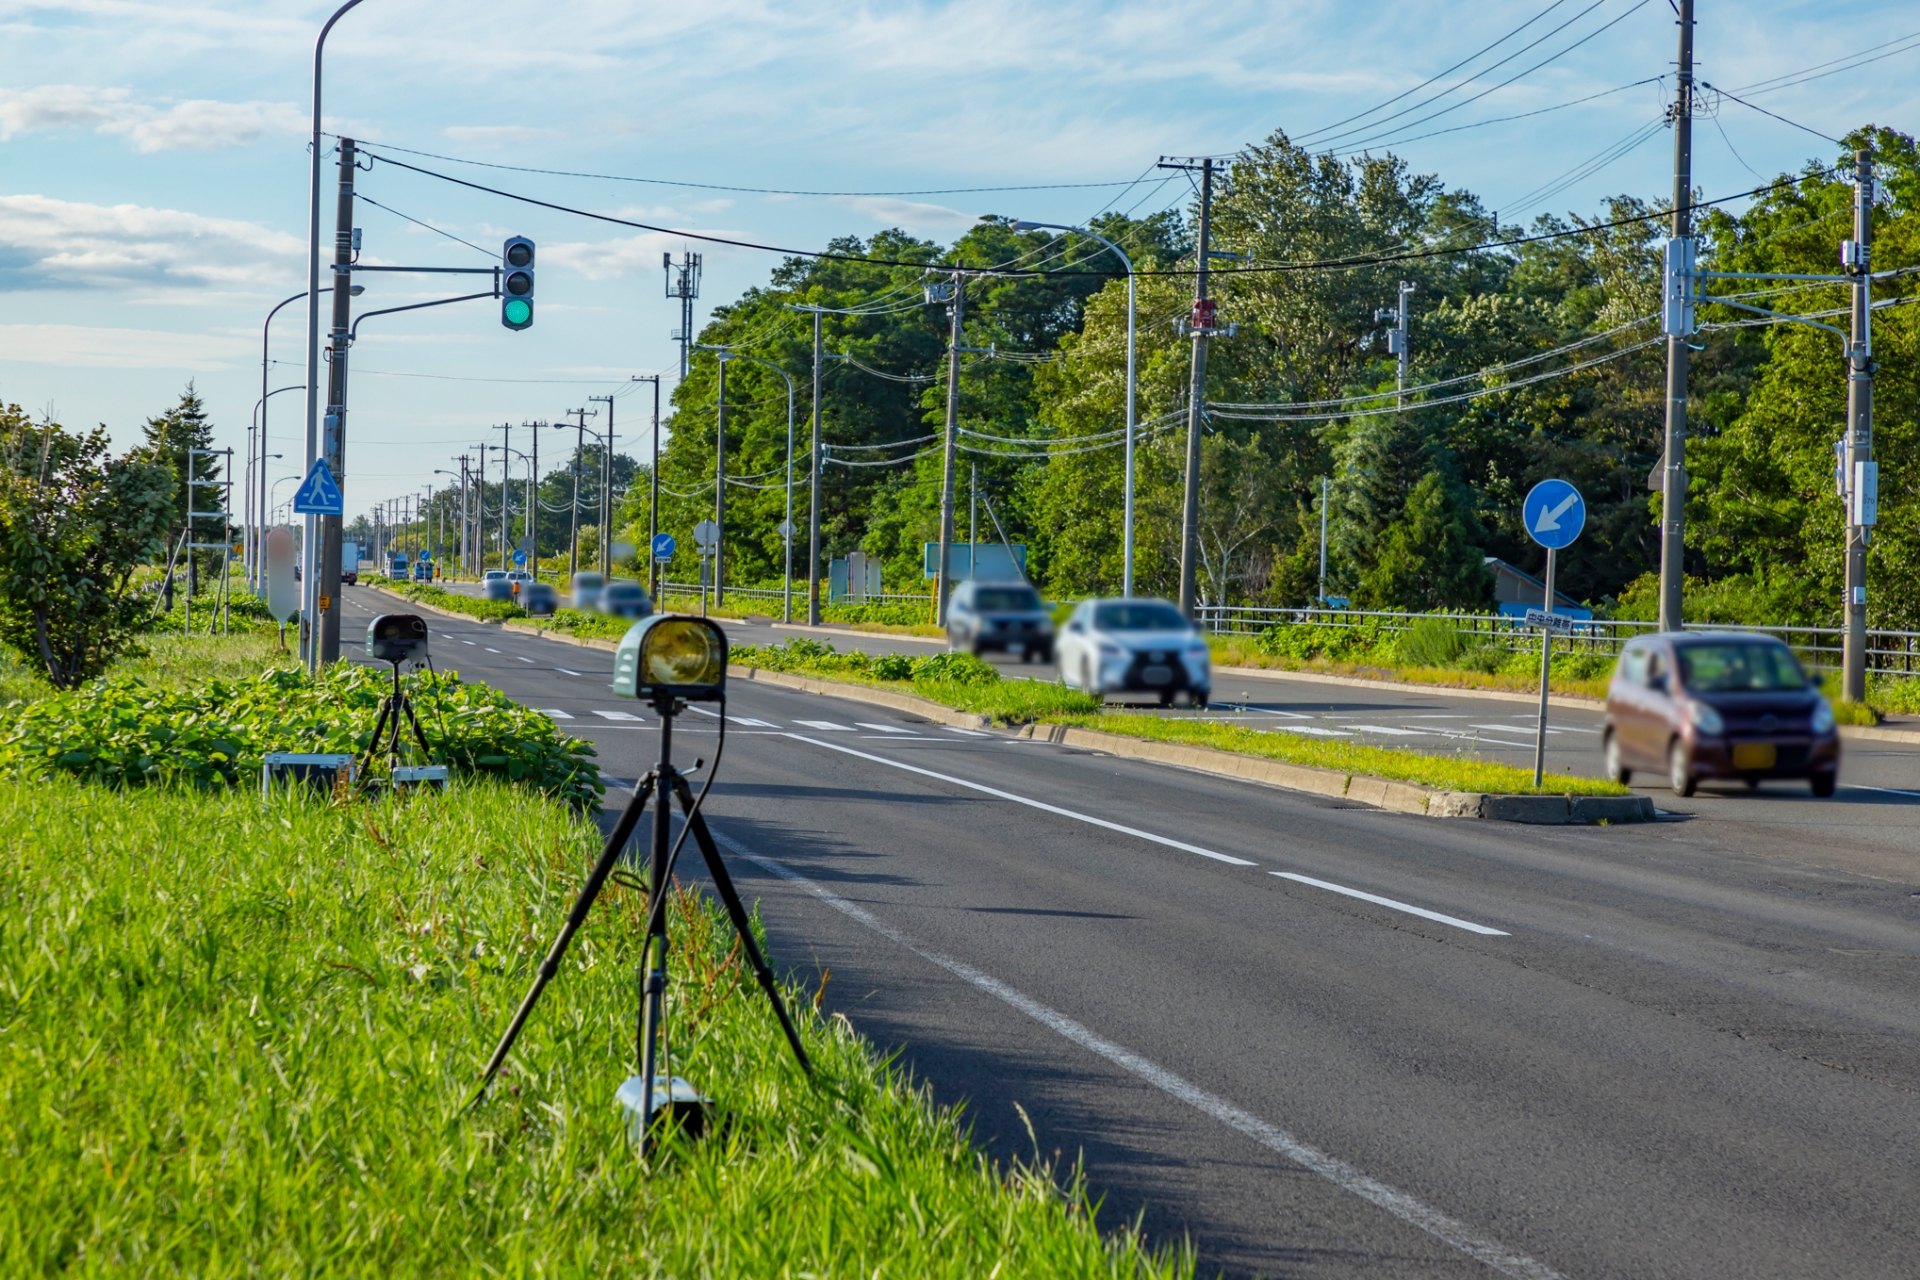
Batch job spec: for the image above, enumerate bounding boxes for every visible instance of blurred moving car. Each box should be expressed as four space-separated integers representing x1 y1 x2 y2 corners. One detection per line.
523 581 560 616
412 558 433 582
481 569 511 602
387 553 408 580
598 580 653 619
1603 631 1839 796
1057 597 1210 706
946 580 1053 662
506 570 534 601
570 571 607 610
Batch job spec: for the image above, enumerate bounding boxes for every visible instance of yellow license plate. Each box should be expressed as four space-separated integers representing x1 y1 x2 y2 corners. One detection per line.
1732 742 1777 770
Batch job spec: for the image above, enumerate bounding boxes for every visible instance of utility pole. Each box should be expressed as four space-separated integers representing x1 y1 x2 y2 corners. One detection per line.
497 424 511 573
315 135 356 669
565 406 597 586
809 310 825 625
931 273 965 625
1160 155 1216 619
1842 148 1878 701
1319 476 1330 605
666 251 703 383
1657 0 1695 635
529 421 540 581
1376 281 1415 405
475 444 488 571
588 394 616 580
713 358 728 607
631 375 661 590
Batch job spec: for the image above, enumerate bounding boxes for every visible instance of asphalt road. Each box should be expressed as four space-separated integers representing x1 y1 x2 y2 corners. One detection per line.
347 586 1920 1277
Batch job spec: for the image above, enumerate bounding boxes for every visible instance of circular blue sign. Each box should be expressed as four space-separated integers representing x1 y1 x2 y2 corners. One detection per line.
512 549 528 566
1523 479 1586 550
652 533 677 560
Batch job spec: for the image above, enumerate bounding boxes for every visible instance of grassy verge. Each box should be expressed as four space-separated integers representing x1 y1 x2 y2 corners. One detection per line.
1208 636 1614 701
0 778 1190 1277
368 578 523 622
1058 713 1629 797
732 639 1099 724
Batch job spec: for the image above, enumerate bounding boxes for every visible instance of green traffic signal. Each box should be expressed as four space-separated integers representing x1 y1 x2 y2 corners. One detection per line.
501 236 535 331
504 298 532 326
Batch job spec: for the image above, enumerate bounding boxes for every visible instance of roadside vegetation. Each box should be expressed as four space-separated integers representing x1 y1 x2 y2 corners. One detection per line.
369 578 521 622
0 778 1190 1278
732 637 1100 723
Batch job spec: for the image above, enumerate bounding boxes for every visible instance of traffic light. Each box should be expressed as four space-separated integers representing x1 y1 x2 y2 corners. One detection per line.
502 237 534 330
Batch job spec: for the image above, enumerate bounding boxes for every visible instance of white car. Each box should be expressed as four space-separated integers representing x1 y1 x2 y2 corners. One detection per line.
1057 597 1211 707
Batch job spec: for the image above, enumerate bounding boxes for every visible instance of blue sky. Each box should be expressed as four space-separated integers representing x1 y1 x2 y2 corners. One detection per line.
1 0 1914 524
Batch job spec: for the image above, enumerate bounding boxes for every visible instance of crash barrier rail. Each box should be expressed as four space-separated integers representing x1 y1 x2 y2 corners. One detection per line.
659 582 934 608
1194 604 1920 679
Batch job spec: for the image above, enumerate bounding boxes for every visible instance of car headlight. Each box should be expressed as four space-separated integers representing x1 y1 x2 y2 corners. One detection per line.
1098 642 1125 659
1688 701 1725 735
1811 700 1836 734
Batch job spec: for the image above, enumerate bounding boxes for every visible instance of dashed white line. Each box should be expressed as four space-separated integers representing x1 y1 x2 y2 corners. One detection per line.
485 647 501 653
516 655 535 663
942 726 990 737
461 640 476 646
556 668 584 677
1272 872 1509 936
785 734 1255 866
716 830 1560 1280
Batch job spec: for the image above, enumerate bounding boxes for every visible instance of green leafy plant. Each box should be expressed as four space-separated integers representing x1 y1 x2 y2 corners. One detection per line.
372 579 522 621
0 664 601 807
1397 616 1471 667
910 651 998 687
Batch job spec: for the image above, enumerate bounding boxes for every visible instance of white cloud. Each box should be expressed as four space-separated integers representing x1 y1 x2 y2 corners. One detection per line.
836 197 982 231
0 323 249 370
0 193 305 291
540 231 696 281
0 85 303 151
442 125 553 145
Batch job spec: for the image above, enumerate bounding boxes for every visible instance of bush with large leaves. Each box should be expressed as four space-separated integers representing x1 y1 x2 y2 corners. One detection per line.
0 408 174 688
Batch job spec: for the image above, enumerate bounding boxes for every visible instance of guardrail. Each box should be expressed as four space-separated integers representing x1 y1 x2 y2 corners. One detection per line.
659 583 935 608
1195 604 1920 678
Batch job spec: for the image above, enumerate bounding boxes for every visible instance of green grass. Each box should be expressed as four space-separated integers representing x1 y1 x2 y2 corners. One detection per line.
525 608 634 643
1208 633 1616 701
0 778 1190 1278
1055 713 1629 796
731 639 1099 724
369 578 523 622
0 632 298 711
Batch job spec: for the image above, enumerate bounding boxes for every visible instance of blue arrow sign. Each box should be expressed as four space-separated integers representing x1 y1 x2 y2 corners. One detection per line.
652 533 677 560
512 549 528 567
1523 478 1585 550
291 458 343 515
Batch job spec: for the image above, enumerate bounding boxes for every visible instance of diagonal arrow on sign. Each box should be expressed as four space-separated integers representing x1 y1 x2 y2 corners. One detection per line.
1533 492 1580 533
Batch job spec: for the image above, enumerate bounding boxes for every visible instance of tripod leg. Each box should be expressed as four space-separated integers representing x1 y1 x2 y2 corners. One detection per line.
400 690 433 759
469 775 657 1106
672 777 813 1075
358 698 393 779
638 760 676 1155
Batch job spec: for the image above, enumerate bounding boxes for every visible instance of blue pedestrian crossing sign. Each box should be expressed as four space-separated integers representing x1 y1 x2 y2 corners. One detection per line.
1523 479 1585 550
651 533 676 560
291 458 343 515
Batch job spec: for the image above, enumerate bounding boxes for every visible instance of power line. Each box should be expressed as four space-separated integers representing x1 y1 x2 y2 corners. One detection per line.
353 192 495 257
1336 77 1659 152
1702 83 1841 145
1730 30 1920 97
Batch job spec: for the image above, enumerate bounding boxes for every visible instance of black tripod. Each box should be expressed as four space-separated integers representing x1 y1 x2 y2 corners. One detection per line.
472 698 812 1155
358 659 433 777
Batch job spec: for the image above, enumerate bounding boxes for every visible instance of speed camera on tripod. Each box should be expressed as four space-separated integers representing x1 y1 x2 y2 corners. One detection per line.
367 613 429 665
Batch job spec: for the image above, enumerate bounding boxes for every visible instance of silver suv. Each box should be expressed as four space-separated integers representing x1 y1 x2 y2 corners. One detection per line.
946 580 1053 663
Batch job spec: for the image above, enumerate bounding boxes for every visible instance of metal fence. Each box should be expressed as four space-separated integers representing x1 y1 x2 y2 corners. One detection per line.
658 583 934 609
1195 604 1920 678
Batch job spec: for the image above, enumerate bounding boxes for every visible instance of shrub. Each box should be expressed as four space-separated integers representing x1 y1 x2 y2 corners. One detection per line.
0 664 601 807
869 653 916 681
910 651 998 687
1398 616 1471 667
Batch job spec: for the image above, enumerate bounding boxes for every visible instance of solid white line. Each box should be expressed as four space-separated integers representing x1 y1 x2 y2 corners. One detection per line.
685 705 721 717
785 733 1256 866
1272 873 1509 936
555 668 583 677
485 647 501 653
1843 783 1920 798
714 830 1562 1280
516 655 535 663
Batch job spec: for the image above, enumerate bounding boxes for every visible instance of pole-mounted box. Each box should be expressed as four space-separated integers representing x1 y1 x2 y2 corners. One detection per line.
1662 237 1696 336
1852 460 1879 527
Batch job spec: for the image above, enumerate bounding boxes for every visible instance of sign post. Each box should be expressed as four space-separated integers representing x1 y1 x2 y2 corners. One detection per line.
693 521 720 618
1522 479 1587 786
651 533 676 604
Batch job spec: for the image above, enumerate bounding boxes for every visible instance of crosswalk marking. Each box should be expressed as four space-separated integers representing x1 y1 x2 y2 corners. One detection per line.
857 723 914 733
541 709 574 719
794 720 854 731
729 716 777 727
592 709 641 721
942 727 990 737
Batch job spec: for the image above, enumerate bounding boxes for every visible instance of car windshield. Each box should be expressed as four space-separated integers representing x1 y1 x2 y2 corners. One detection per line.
1676 642 1808 692
975 587 1040 611
575 574 604 587
1094 602 1188 632
483 571 504 580
606 584 641 597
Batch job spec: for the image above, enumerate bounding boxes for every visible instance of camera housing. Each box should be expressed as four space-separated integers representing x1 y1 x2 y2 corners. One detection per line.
367 613 430 665
612 615 728 703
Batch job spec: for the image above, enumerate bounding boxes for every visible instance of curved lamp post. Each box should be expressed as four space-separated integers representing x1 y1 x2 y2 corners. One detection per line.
1011 221 1135 595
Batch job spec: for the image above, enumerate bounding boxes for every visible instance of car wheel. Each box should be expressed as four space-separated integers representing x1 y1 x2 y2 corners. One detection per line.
1810 771 1837 798
1603 731 1631 785
1668 739 1697 797
1157 690 1174 707
1037 644 1054 664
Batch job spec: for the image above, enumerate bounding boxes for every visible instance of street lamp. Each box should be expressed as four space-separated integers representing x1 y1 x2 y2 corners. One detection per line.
434 469 462 577
1011 220 1136 595
699 347 796 622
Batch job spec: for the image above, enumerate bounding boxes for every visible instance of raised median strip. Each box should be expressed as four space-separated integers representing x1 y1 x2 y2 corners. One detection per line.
727 664 996 731
1018 722 1652 825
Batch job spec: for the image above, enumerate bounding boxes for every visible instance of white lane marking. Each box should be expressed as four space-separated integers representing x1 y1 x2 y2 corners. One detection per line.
716 830 1561 1280
592 709 641 721
1844 783 1920 798
1352 726 1430 736
1407 715 1470 719
516 655 535 663
856 722 915 733
461 640 477 646
942 726 991 737
556 668 584 677
541 709 574 720
729 716 778 728
685 705 721 717
485 647 501 653
786 734 1255 867
794 720 854 732
1472 723 1557 736
1272 873 1509 936
1275 726 1352 737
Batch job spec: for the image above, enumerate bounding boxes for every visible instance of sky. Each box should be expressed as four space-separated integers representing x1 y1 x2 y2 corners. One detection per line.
1 0 1915 529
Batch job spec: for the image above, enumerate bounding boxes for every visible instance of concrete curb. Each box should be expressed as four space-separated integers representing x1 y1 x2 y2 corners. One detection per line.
725 665 994 731
1840 723 1920 745
1211 662 1608 712
1017 723 1652 825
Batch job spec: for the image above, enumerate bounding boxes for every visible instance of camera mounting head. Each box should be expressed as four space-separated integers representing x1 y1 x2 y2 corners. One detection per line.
367 613 429 665
612 615 728 711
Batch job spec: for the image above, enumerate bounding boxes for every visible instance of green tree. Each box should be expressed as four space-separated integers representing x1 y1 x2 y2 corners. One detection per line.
140 383 220 589
0 406 175 688
1354 471 1492 610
